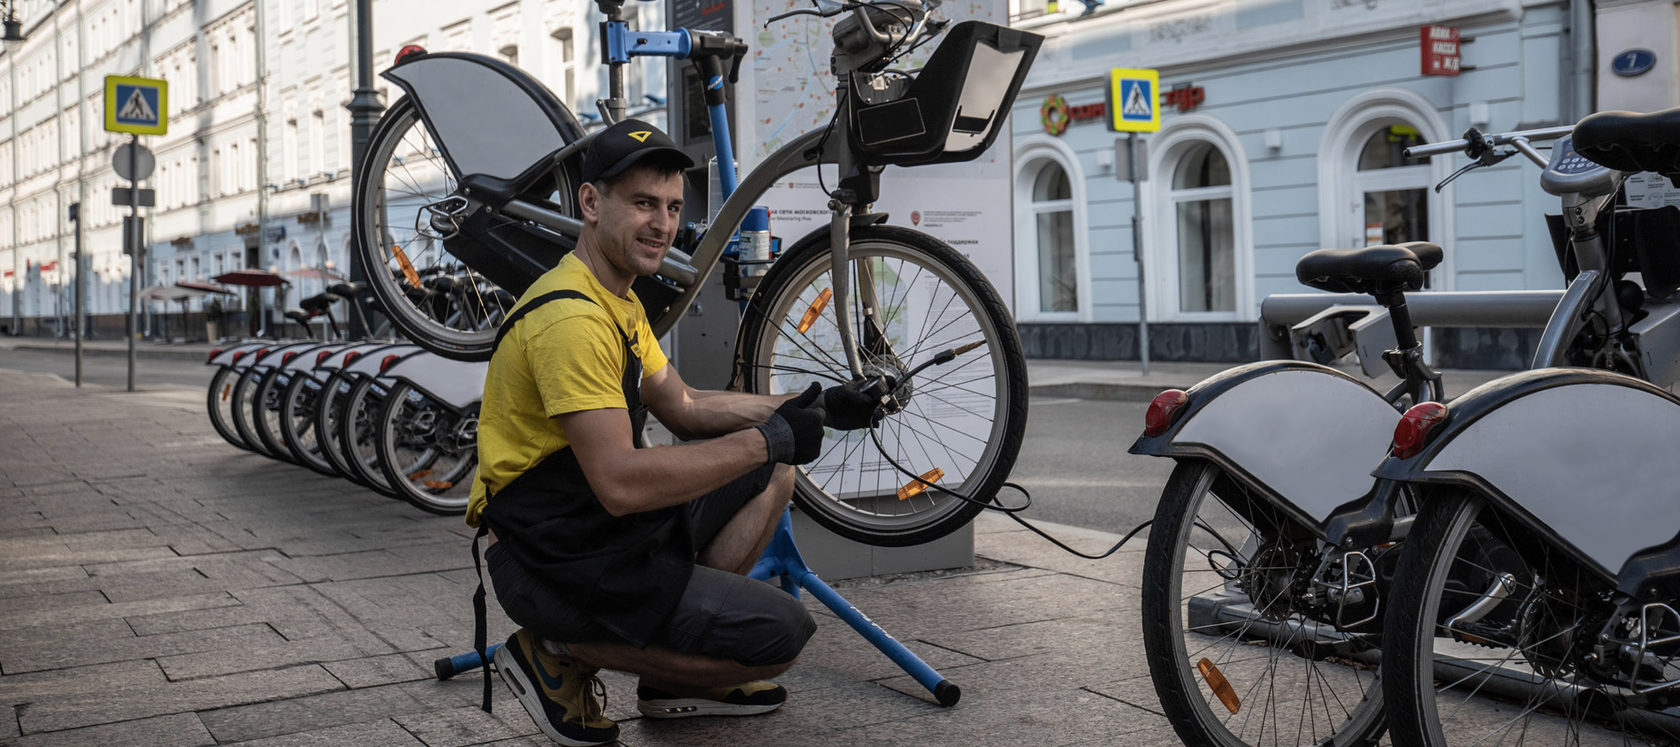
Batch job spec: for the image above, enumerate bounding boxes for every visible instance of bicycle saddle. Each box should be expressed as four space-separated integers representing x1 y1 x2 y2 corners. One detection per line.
283 309 315 324
1572 107 1680 180
328 282 370 298
1296 244 1426 295
299 293 336 313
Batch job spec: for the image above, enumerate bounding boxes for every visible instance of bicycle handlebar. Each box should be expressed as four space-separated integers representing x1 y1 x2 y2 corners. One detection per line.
1404 124 1575 160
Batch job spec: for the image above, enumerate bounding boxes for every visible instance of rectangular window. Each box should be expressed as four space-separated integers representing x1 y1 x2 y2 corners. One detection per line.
1035 211 1076 313
1175 198 1236 313
310 110 325 177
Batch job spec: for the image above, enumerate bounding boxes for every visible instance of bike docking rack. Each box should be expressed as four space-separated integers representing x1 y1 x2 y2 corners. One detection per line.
432 508 961 706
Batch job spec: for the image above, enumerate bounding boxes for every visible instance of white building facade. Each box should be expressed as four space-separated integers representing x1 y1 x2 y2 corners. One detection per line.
1008 0 1675 367
1 0 667 338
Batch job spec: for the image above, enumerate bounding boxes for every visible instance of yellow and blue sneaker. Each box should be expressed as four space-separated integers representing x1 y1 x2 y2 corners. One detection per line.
495 629 618 746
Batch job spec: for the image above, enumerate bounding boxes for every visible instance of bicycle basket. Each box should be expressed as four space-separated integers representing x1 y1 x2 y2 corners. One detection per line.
849 21 1043 168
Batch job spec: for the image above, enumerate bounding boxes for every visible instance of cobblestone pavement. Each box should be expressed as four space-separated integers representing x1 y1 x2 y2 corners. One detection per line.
0 368 1176 745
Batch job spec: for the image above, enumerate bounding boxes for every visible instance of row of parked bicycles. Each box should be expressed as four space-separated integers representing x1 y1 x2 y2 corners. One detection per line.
202 325 484 515
1132 108 1680 745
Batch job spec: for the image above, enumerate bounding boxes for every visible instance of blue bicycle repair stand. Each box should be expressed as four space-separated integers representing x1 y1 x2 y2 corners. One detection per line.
434 508 961 706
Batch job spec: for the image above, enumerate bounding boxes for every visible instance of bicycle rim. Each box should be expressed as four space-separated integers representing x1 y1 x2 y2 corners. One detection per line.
353 98 571 360
1140 460 1387 746
281 374 338 476
231 367 275 459
341 378 400 497
317 372 370 486
1385 491 1680 744
742 226 1026 547
207 367 253 451
254 370 297 463
375 384 476 514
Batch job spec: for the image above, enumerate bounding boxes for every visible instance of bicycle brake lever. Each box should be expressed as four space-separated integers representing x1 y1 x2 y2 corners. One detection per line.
1433 148 1516 193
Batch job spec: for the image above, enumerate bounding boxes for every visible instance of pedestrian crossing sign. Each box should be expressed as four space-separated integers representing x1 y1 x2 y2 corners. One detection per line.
104 75 169 135
1106 68 1160 133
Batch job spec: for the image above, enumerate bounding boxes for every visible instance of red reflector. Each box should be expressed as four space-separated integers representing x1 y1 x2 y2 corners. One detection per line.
255 347 271 360
281 352 299 365
380 354 402 372
395 44 427 66
316 350 335 366
231 351 248 364
1144 389 1190 437
343 351 362 366
1392 402 1450 459
207 348 223 363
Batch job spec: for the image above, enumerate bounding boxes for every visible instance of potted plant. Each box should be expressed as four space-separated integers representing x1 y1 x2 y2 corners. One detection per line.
204 298 224 341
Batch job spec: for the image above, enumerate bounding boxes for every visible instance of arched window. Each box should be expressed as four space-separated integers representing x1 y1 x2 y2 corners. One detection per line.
1013 138 1088 320
1170 143 1235 313
1031 162 1076 313
1146 115 1253 321
1355 124 1431 251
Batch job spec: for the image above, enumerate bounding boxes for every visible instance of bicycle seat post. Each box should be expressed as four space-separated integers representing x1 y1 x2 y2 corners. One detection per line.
596 0 630 124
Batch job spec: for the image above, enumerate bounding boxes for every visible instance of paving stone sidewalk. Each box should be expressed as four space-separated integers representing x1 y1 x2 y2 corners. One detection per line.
0 370 1173 746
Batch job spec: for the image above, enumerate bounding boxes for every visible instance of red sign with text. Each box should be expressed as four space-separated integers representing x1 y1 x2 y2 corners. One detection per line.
1422 26 1460 76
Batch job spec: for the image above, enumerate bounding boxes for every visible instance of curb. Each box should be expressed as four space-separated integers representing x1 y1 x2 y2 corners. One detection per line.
12 342 214 362
1028 382 1178 402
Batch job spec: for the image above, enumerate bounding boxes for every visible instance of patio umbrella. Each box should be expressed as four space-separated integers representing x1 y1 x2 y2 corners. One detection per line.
214 269 289 287
175 280 236 295
282 267 346 283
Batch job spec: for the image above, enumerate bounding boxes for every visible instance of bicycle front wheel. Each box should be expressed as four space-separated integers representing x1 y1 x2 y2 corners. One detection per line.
279 372 339 477
339 376 401 499
737 225 1027 547
1382 490 1667 744
231 366 280 461
374 383 477 514
351 97 581 361
1140 460 1387 746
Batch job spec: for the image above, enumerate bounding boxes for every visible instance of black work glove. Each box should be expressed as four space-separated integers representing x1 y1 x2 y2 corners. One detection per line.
821 377 893 430
756 382 825 465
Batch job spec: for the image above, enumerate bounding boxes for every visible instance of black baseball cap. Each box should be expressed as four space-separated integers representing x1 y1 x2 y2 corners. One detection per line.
581 119 695 184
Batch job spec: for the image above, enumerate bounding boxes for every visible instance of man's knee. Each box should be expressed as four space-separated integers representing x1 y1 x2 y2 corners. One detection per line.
734 591 818 667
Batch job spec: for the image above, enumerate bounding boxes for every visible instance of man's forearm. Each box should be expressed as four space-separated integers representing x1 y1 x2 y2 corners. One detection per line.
668 389 791 439
594 428 771 515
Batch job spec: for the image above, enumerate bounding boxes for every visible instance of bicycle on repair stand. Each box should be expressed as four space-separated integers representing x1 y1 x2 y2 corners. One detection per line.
351 0 1043 547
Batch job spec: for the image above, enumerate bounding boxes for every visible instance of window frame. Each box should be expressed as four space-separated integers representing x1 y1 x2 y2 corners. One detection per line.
1013 136 1090 322
1144 115 1254 323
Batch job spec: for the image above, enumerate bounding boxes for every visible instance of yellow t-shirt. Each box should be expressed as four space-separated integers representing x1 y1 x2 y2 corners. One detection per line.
466 253 668 527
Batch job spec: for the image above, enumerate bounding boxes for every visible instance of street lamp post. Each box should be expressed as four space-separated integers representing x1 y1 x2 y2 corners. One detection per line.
5 1 25 336
345 0 383 340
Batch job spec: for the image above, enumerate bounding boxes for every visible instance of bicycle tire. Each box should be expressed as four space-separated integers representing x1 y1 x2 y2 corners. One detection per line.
1381 490 1657 744
279 372 340 477
373 383 478 515
317 370 374 489
338 375 403 499
736 225 1027 547
230 365 282 461
1140 459 1388 746
206 366 255 452
350 97 583 361
253 367 300 462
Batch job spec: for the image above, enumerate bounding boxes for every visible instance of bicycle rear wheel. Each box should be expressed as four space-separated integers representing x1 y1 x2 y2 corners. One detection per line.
317 371 374 488
207 366 254 452
1140 459 1387 746
1382 491 1673 744
231 366 281 461
736 225 1028 547
279 372 339 477
350 97 582 361
253 368 299 462
374 383 477 514
339 376 402 499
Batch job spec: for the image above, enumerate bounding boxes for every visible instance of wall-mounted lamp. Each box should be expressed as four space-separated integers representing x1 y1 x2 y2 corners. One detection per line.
1263 128 1283 152
2 0 26 53
1095 148 1113 173
1469 101 1490 129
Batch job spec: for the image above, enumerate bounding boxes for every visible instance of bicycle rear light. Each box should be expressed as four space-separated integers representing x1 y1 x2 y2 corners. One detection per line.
394 45 427 66
281 351 299 365
1143 389 1190 437
380 354 402 372
231 351 248 364
1392 402 1450 459
255 347 271 360
207 348 223 363
316 350 335 366
342 351 362 366
896 467 944 501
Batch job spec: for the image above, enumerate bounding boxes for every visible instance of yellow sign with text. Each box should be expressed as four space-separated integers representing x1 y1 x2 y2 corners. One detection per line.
1106 68 1160 133
104 75 169 135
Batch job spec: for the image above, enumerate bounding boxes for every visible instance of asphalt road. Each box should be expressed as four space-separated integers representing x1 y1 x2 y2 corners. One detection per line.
0 349 1174 537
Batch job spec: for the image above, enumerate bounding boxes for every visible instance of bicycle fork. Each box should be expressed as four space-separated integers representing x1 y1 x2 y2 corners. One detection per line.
827 199 894 381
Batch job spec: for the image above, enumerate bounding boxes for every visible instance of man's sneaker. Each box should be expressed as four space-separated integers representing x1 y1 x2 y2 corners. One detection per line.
635 680 787 719
494 629 618 746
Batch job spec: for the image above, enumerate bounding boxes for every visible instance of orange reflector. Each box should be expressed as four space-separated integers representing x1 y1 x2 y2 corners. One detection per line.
423 480 454 490
221 383 232 401
407 468 434 481
796 288 832 335
1197 658 1241 714
896 468 944 501
393 245 421 288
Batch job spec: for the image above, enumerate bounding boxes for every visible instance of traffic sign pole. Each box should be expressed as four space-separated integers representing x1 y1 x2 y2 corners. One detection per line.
1129 133 1149 377
1107 68 1160 375
127 135 140 392
71 203 82 387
